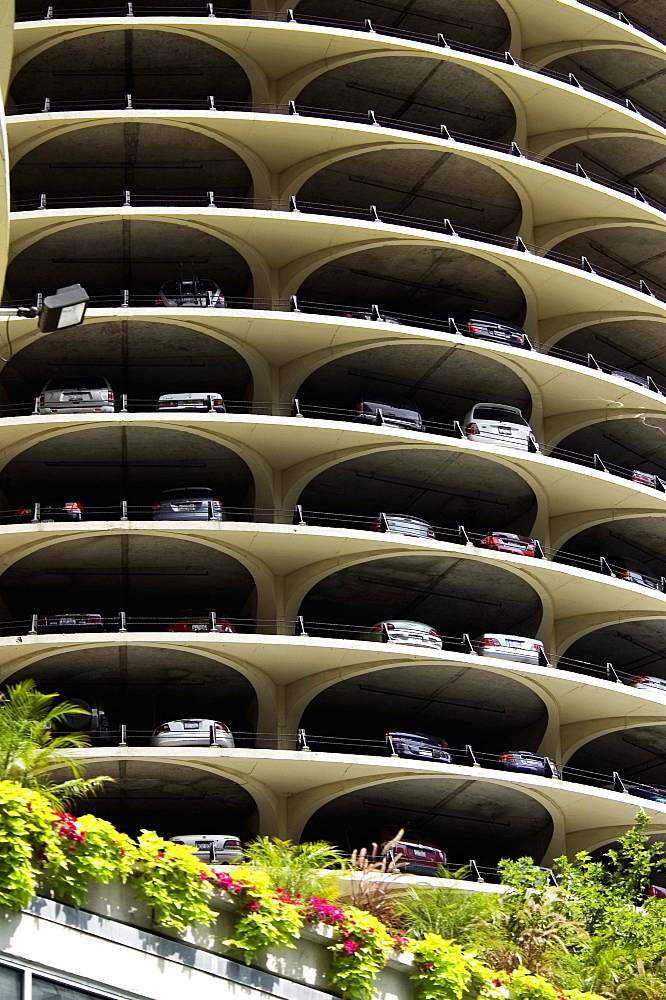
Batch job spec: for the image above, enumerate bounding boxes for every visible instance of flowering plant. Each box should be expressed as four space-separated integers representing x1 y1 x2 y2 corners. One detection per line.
132 830 217 931
221 868 304 961
318 904 396 1000
44 813 136 906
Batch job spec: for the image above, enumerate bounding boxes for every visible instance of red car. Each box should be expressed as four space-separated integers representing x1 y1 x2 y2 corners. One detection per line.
477 532 537 557
167 618 236 634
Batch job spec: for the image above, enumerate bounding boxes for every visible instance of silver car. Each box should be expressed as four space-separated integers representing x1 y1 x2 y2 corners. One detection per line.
169 834 243 863
157 392 226 413
37 376 115 414
371 514 435 538
150 719 235 747
152 487 224 522
474 633 545 665
365 619 442 649
463 403 539 452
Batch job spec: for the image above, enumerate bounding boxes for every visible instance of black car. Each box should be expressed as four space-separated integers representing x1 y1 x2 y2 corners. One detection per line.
14 501 84 523
155 277 226 308
152 488 225 522
459 312 530 349
354 400 423 431
387 730 452 763
497 751 560 778
625 783 666 805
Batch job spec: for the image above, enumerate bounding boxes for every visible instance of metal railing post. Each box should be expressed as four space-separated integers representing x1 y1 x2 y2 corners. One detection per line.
537 646 551 667
587 353 601 369
289 294 300 312
208 610 218 630
120 394 128 412
206 2 214 14
46 5 53 16
371 303 382 321
118 611 127 633
208 95 215 109
289 195 299 212
43 97 51 112
600 556 614 576
593 453 608 472
29 614 38 635
462 633 475 654
207 190 215 206
606 662 620 684
292 398 303 417
298 728 311 751
121 290 130 308
453 420 465 437
387 734 398 757
458 525 470 545
469 859 484 881
534 540 546 559
31 502 41 523
118 725 127 747
297 615 308 637
33 397 40 414
123 190 131 206
613 771 628 793
380 512 390 532
125 93 133 109
293 504 306 525
375 407 385 425
465 744 480 767
544 757 556 779
38 193 47 209
120 500 128 521
209 724 216 746
127 2 134 14
447 316 459 334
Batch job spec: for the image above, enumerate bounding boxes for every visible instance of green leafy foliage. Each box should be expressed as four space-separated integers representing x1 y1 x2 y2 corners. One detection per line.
325 905 397 1000
222 868 304 961
133 831 217 932
410 934 480 1000
0 779 61 910
45 814 137 907
241 836 346 900
0 680 110 807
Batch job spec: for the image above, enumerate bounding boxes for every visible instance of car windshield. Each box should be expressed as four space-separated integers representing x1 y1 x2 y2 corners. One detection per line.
161 488 215 500
473 406 526 424
44 377 109 390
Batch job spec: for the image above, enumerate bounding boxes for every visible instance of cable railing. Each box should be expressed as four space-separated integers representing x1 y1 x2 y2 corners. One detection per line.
2 393 666 496
0 610 646 690
8 99 664 218
12 4 666 127
3 502 665 599
46 721 666 811
9 192 666 304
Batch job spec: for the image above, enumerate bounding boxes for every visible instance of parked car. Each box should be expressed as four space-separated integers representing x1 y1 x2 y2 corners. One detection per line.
497 750 560 778
477 532 537 557
625 783 666 805
152 487 224 521
632 470 659 488
386 730 452 763
628 675 666 694
463 403 539 452
365 620 443 649
167 618 236 633
354 400 423 432
150 718 235 747
169 834 243 863
36 613 105 634
371 514 435 539
156 392 226 413
610 557 661 590
14 500 84 523
459 312 530 350
36 376 115 414
647 884 666 899
609 369 652 390
341 310 400 324
474 634 545 665
382 838 447 876
155 277 226 308
55 696 108 735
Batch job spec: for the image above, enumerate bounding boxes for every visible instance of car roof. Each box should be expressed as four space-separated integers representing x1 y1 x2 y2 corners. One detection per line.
476 633 539 642
376 619 435 628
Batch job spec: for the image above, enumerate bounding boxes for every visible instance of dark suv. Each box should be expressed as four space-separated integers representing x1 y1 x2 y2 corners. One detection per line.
459 312 529 349
354 400 423 431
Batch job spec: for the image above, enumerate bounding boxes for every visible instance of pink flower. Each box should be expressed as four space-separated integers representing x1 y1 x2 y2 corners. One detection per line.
343 939 359 954
243 900 261 913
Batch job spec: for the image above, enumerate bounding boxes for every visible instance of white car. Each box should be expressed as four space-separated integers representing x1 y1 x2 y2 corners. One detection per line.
169 834 243 863
463 403 539 452
157 392 226 413
365 619 442 649
474 633 545 665
150 719 235 747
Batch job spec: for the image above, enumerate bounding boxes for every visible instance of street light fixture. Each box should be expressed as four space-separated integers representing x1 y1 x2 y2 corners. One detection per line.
1 283 90 331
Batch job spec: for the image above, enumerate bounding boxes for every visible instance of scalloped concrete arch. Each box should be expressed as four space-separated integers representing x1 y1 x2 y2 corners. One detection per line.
7 215 273 302
527 39 666 70
0 418 277 510
9 22 271 105
530 126 666 160
53 749 282 834
281 49 524 142
555 611 666 662
285 766 564 847
537 216 666 253
9 117 274 203
0 526 280 622
539 310 666 349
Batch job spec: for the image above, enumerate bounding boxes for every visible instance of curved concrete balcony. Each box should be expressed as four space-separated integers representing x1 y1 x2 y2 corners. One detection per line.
0 411 665 546
3 519 666 656
58 745 666 858
7 206 666 339
6 110 666 241
2 610 666 762
10 18 666 151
